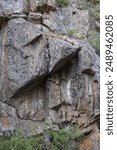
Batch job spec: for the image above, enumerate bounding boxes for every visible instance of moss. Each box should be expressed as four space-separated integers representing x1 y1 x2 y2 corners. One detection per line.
67 28 77 36
56 0 69 7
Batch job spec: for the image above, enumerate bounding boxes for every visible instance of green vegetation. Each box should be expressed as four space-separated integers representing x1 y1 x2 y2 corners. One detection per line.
56 0 69 7
44 125 84 150
88 31 100 55
67 28 77 36
81 0 100 20
0 130 42 150
0 125 84 150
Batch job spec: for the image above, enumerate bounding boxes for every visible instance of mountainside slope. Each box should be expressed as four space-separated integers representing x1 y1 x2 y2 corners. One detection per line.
0 0 100 149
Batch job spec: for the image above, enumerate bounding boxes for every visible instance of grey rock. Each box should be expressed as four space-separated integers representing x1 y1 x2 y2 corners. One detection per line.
46 45 99 125
0 9 7 25
15 84 46 122
48 37 80 72
0 1 100 149
0 0 29 18
6 18 42 48
42 8 90 38
79 43 100 76
0 101 18 135
28 12 42 24
0 18 48 101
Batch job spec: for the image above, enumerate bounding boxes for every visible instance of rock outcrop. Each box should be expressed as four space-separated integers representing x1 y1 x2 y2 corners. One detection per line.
0 0 100 149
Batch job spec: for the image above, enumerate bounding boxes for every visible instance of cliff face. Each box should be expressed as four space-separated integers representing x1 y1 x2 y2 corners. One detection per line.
0 0 100 149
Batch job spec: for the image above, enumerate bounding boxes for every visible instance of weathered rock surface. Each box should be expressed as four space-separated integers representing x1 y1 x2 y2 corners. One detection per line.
29 0 56 12
0 0 100 149
42 8 89 38
0 0 29 19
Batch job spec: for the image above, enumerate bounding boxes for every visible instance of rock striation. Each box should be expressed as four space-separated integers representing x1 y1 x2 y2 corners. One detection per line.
0 0 100 149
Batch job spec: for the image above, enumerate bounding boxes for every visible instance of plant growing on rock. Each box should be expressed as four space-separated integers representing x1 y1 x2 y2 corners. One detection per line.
44 125 84 150
0 125 84 150
88 30 100 55
56 0 69 7
80 0 100 20
67 28 77 36
0 129 42 150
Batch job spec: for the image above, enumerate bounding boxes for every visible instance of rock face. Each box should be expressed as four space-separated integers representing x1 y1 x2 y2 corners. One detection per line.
0 0 100 149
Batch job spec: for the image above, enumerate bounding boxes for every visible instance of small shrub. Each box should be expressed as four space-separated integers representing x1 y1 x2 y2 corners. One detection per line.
0 130 42 150
0 125 84 150
56 0 69 7
44 125 84 150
